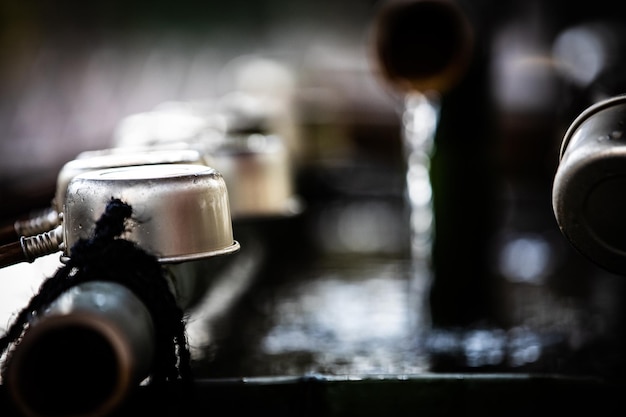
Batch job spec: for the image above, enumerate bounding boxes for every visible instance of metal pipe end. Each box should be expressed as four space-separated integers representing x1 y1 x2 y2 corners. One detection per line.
553 94 626 274
370 0 474 95
6 315 134 417
4 282 156 417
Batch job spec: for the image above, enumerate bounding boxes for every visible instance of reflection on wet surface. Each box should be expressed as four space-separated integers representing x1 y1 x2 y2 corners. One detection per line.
246 257 427 375
185 192 430 378
179 177 626 381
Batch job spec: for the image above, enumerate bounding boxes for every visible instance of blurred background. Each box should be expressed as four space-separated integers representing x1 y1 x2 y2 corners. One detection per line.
1 0 626 397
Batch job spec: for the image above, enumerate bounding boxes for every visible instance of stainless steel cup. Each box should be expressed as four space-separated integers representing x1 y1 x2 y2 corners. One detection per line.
211 132 302 219
553 94 626 274
62 163 240 263
54 147 206 213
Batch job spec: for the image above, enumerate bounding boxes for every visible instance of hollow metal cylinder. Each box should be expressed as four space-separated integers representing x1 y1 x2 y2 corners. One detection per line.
370 0 474 94
5 281 155 417
552 94 626 274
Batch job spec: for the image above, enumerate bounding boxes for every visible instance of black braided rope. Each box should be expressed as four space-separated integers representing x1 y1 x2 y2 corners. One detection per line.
0 197 193 387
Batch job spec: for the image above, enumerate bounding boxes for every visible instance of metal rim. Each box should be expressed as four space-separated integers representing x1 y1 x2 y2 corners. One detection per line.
560 93 626 160
158 240 240 264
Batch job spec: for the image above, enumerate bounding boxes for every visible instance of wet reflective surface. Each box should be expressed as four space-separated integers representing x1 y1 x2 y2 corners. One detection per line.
182 194 626 383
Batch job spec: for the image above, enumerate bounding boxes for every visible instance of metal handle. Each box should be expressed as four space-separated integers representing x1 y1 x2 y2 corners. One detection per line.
0 225 63 269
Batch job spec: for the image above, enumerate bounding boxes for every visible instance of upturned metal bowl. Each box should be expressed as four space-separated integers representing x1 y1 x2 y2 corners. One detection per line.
553 93 626 274
62 163 239 263
54 147 206 213
211 132 302 219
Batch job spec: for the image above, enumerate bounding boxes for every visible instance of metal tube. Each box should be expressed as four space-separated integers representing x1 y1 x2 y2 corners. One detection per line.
0 225 63 269
552 93 626 275
4 281 155 417
370 0 474 95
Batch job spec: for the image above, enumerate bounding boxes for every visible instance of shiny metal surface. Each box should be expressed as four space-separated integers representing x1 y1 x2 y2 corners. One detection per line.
13 207 60 238
212 132 302 219
111 107 225 151
63 164 239 263
4 281 155 417
54 147 206 213
1 148 207 243
552 94 626 274
20 225 64 263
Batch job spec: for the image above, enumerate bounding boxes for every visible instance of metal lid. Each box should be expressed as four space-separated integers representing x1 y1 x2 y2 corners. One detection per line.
553 94 626 274
63 164 239 263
